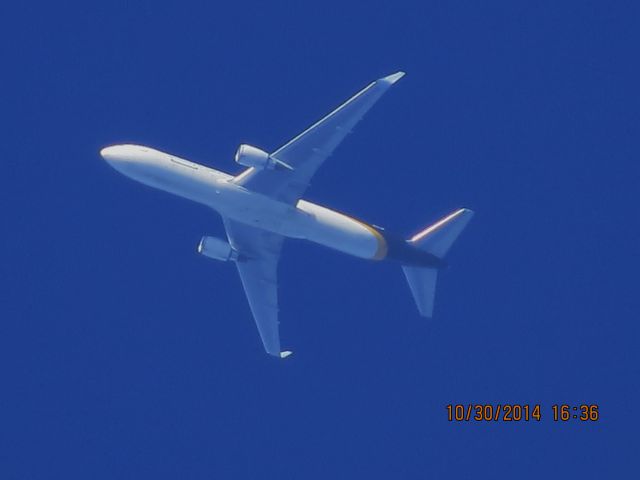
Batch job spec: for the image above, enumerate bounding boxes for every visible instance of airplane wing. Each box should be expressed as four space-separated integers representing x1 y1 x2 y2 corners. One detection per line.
222 218 292 358
232 71 405 204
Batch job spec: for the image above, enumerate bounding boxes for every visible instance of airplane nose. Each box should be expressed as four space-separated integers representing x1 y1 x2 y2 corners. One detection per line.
100 146 121 164
101 144 152 178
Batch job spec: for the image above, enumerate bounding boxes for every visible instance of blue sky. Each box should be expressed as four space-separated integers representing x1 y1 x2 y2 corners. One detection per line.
2 1 638 478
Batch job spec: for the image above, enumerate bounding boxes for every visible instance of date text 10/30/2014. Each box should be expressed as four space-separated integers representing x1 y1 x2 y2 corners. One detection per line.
446 404 599 422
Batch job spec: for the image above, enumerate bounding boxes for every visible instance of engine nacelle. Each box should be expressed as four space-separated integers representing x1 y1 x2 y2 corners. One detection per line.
197 236 239 262
234 144 294 171
235 144 275 170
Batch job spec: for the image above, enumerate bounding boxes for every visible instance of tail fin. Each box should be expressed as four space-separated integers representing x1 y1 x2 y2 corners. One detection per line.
402 208 474 317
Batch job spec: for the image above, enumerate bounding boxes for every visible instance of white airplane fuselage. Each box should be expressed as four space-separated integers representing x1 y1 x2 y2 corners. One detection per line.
102 144 389 260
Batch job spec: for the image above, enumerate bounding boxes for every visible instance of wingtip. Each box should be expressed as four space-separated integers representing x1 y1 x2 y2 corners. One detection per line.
379 71 406 85
279 351 293 359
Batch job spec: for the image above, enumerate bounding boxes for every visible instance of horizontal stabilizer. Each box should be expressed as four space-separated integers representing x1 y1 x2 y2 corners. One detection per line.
279 351 293 359
402 267 438 317
403 208 473 317
409 208 474 258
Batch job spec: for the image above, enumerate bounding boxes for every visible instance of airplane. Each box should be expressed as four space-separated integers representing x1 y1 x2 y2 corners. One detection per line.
101 71 474 358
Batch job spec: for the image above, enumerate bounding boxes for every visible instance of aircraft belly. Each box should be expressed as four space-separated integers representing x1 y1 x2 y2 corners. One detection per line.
123 161 224 206
124 162 300 234
122 160 384 257
212 185 309 238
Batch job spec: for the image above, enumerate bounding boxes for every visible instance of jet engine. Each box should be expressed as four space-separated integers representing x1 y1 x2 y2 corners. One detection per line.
197 236 239 262
234 144 293 171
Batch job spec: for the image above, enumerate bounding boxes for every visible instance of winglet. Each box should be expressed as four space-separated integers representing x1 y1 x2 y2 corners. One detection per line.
279 351 293 359
379 71 406 85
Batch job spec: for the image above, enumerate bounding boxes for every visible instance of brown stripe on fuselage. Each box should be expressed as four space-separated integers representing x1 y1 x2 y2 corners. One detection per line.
345 215 388 260
363 224 388 260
